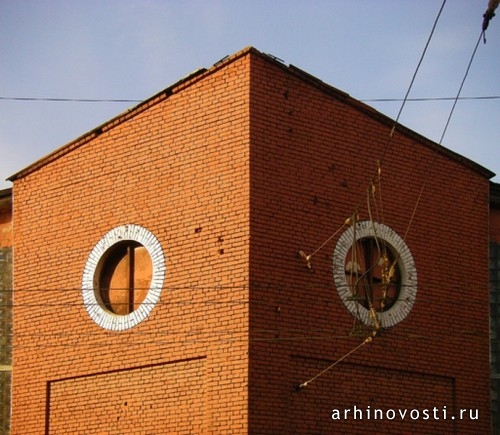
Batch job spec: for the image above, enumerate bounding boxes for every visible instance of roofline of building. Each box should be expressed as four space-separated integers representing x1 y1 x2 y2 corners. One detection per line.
264 57 495 180
491 182 500 207
0 187 12 199
0 187 12 208
8 46 495 182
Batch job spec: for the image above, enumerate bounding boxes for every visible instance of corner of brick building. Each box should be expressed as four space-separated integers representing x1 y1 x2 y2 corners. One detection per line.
8 47 493 434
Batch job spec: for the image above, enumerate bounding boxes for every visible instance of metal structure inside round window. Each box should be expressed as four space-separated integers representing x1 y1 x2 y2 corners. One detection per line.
333 220 417 328
82 224 165 331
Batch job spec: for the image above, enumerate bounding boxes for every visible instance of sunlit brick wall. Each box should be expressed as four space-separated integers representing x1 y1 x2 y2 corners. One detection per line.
10 52 251 434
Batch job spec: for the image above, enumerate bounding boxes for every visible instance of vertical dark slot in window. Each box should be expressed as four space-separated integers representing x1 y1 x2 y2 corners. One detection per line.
99 241 152 315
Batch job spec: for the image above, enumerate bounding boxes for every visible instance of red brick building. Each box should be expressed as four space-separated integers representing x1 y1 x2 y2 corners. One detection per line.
8 47 493 434
0 187 13 434
490 182 500 432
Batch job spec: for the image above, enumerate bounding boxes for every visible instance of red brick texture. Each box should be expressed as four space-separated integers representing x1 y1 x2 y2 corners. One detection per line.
490 184 500 243
10 47 492 434
0 189 13 435
0 190 12 249
11 51 250 434
247 53 491 434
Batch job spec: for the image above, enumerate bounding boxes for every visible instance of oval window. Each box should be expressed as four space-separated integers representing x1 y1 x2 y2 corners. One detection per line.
333 221 417 328
82 225 165 331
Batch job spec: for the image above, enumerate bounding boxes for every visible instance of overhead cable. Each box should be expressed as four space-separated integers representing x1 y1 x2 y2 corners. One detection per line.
1 95 500 104
0 96 142 103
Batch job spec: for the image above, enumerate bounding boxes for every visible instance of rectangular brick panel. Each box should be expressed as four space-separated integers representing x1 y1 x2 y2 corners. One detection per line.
48 357 205 434
292 357 456 434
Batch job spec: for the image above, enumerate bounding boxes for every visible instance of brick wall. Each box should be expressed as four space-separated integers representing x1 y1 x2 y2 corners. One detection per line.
491 183 500 243
248 53 491 434
9 47 492 434
11 52 251 434
490 182 500 432
0 190 12 249
0 189 12 435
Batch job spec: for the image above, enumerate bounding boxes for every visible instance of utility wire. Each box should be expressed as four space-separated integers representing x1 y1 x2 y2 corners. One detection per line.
297 0 447 268
1 330 487 349
2 330 487 340
1 95 499 104
0 283 488 293
363 95 500 102
379 0 447 165
296 336 373 390
0 96 142 103
403 28 487 241
439 30 484 145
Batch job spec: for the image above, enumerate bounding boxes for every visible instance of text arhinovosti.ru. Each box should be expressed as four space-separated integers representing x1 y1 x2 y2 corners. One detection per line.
331 406 478 421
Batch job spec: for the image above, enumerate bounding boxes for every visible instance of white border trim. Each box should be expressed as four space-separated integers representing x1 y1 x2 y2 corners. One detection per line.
333 221 417 328
82 224 165 331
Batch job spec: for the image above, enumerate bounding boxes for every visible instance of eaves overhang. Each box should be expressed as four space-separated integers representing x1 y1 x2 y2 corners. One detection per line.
491 182 500 208
6 66 208 183
0 188 12 209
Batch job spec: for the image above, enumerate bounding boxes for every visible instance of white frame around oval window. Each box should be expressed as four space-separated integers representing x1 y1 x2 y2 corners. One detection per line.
82 224 165 331
333 220 417 328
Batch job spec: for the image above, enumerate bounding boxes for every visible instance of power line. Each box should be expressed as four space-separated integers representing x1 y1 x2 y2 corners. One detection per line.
0 96 142 103
298 0 447 268
0 283 489 293
363 95 500 102
1 95 499 104
438 30 485 145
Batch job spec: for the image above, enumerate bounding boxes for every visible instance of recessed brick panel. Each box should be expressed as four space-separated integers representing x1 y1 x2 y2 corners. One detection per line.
48 358 205 434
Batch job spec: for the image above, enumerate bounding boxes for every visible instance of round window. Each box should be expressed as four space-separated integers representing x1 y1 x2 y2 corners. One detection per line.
333 221 417 328
82 225 165 331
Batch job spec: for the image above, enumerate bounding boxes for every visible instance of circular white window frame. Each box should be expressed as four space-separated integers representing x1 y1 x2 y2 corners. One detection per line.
82 224 165 331
333 220 417 328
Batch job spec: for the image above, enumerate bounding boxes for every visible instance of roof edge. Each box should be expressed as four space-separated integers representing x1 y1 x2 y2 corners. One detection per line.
253 49 495 180
7 67 208 182
346 99 496 180
491 181 500 207
283 63 494 180
8 46 258 183
0 187 12 198
0 187 12 208
8 46 495 182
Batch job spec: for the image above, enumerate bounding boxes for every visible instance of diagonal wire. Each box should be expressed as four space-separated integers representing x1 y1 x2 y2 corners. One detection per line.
404 28 486 241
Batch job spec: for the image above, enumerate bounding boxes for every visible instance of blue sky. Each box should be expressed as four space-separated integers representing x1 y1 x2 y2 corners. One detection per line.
1 0 499 190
